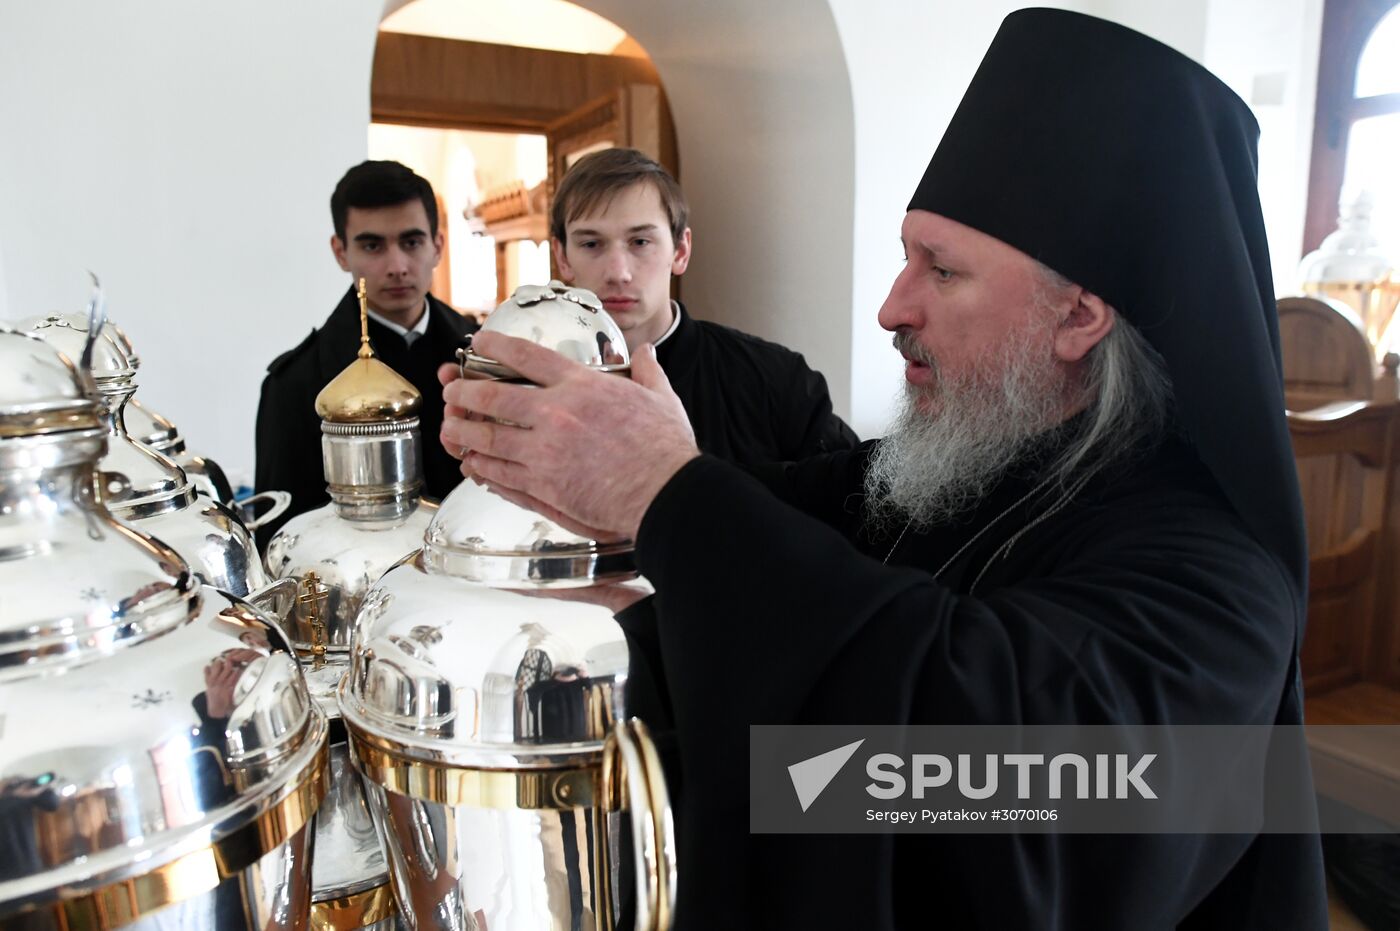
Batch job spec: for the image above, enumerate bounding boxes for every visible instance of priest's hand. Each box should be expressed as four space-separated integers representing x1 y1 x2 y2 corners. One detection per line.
439 332 699 541
437 362 469 461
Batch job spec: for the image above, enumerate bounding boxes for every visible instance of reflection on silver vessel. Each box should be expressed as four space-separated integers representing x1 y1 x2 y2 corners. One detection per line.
22 313 270 597
125 397 236 505
340 283 676 931
264 279 433 930
0 318 327 929
104 321 238 507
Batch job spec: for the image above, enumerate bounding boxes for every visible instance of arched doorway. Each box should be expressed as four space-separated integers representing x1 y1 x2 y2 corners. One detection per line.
368 0 858 424
368 0 679 316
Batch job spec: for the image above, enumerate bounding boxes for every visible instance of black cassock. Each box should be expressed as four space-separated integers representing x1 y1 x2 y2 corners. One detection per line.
657 302 858 465
616 433 1326 929
253 287 476 540
613 8 1326 928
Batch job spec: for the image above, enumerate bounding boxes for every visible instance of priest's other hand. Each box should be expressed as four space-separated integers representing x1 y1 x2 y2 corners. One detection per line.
439 332 699 541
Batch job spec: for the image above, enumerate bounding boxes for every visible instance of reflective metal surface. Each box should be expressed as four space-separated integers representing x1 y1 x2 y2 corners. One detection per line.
338 282 672 929
260 284 426 930
341 561 669 931
129 495 268 597
315 359 422 425
340 283 673 931
0 322 327 929
125 397 237 505
439 283 635 586
0 329 101 439
23 313 265 596
241 490 294 533
423 481 634 586
266 501 437 653
107 318 236 506
457 279 628 382
343 559 640 766
320 423 422 507
6 818 317 931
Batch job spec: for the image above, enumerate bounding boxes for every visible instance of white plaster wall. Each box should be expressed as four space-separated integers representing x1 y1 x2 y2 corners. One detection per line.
1085 0 1329 295
0 0 384 486
1203 0 1326 297
827 0 1090 438
576 0 857 429
828 0 1322 437
1081 0 1211 60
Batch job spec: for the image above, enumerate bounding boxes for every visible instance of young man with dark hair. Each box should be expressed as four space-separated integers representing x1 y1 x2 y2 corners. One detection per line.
255 160 476 537
547 147 857 464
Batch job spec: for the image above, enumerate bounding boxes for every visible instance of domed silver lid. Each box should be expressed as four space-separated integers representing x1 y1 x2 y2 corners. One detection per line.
427 282 634 586
0 325 103 439
106 318 142 369
0 325 182 671
423 481 636 586
0 320 327 922
19 313 136 387
339 558 651 767
0 585 328 922
24 313 196 513
457 279 628 381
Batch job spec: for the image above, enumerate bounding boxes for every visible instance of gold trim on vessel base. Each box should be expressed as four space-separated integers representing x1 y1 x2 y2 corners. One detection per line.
310 882 397 931
348 730 598 810
0 738 330 929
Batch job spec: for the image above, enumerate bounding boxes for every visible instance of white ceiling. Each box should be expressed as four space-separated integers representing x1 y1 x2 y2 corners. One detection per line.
381 0 629 55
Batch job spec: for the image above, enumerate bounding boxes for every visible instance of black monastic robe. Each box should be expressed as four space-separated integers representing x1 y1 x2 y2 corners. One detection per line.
658 303 857 464
617 433 1326 929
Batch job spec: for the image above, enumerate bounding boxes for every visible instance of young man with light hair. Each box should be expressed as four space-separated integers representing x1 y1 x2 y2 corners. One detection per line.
547 147 857 464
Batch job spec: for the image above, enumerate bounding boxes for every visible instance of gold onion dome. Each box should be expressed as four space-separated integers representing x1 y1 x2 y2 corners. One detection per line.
314 279 422 422
314 356 421 422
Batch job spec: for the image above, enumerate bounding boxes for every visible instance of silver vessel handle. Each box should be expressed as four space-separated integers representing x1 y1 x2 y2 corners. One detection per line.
242 576 300 627
601 717 677 931
239 490 292 530
79 271 107 391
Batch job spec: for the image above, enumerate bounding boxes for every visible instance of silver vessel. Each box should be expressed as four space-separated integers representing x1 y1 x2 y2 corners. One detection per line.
23 313 270 597
126 398 237 505
340 282 676 931
0 319 328 929
264 280 436 930
103 319 240 507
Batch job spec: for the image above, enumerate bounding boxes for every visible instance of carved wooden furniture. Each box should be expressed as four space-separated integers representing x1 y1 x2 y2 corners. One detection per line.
1282 295 1400 824
1280 294 1378 409
1289 398 1400 697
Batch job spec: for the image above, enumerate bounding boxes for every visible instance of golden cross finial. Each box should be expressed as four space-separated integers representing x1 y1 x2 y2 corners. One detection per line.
356 277 374 360
297 572 331 669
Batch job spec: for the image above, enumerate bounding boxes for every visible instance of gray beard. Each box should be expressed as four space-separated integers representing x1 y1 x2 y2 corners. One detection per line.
864 326 1070 533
